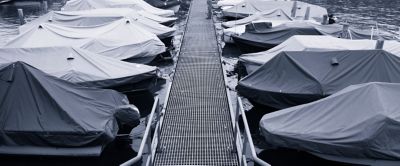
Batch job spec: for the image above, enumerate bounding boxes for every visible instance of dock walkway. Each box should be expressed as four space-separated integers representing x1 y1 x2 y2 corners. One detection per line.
153 0 239 165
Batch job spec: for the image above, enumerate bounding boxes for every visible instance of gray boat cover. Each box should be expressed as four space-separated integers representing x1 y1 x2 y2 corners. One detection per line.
260 82 400 161
0 61 131 156
222 9 293 28
232 22 378 51
19 8 176 39
62 0 175 17
240 35 400 73
237 50 400 109
4 19 166 64
222 0 327 19
0 47 157 88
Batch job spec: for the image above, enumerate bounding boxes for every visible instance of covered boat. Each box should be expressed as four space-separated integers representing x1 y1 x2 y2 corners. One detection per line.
222 0 327 19
4 19 166 64
222 9 299 43
237 50 400 109
240 35 400 73
62 0 175 17
217 0 244 9
19 8 176 39
260 82 400 165
0 47 157 88
232 22 378 53
144 0 181 9
0 61 138 156
222 9 293 28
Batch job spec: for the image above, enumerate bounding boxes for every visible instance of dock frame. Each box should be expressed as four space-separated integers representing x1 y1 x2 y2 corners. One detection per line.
121 0 269 165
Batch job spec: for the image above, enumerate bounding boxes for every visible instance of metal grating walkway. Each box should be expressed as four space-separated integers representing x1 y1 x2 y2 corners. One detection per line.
153 0 239 165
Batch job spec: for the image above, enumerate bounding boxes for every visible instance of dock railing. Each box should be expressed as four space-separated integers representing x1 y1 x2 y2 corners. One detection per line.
232 96 271 166
120 96 160 166
120 82 172 166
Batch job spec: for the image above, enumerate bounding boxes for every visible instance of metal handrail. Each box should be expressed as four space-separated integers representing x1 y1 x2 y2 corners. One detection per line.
147 82 173 165
120 97 159 166
235 97 271 166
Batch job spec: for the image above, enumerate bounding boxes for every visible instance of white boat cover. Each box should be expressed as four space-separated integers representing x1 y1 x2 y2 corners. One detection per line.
137 10 178 24
62 0 175 17
4 19 166 63
0 47 157 88
19 8 176 38
232 22 380 53
222 9 293 28
260 82 400 161
0 61 131 156
222 0 327 20
223 20 319 43
217 0 245 8
135 10 177 24
240 35 400 73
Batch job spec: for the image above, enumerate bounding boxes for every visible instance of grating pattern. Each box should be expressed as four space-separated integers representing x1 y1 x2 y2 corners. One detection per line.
153 0 239 165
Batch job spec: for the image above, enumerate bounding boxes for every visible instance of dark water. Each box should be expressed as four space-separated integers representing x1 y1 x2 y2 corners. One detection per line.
1 0 400 45
302 0 400 36
0 0 66 46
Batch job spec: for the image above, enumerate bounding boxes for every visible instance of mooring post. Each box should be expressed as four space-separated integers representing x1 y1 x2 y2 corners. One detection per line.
342 23 349 31
17 9 25 25
375 39 385 49
291 1 297 18
397 27 400 39
42 1 48 13
304 6 310 20
322 14 328 25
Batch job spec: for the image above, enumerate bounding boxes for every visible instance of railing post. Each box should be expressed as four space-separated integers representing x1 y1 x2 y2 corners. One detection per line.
242 131 248 159
147 126 152 154
235 99 240 128
147 132 153 166
156 122 162 152
120 97 159 166
237 97 271 166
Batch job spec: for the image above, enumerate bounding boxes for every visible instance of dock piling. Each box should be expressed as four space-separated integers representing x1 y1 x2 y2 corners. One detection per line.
322 14 328 25
17 9 25 25
291 1 298 18
42 1 48 13
375 39 385 49
304 6 310 20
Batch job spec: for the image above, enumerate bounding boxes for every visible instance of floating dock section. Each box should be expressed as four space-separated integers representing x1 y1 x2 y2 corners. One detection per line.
153 0 239 165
